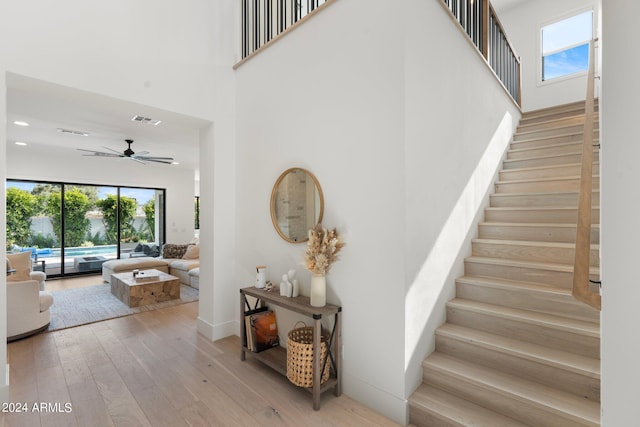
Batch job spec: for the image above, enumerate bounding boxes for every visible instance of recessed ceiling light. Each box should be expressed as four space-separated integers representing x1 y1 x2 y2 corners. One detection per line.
57 128 89 136
14 141 27 146
132 115 162 126
171 161 180 165
13 121 29 127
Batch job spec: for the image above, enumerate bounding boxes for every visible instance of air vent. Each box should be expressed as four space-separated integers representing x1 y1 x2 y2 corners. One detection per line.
57 128 89 136
131 115 162 126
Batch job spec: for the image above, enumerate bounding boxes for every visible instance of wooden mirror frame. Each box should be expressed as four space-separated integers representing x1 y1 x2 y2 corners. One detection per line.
270 168 324 243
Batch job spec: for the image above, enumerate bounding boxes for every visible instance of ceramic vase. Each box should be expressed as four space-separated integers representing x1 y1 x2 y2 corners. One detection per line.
310 274 326 307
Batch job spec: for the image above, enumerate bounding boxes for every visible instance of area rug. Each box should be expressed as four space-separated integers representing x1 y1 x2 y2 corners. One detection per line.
47 283 199 332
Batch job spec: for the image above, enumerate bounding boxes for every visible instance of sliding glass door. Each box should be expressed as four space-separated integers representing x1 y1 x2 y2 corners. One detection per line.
6 179 166 278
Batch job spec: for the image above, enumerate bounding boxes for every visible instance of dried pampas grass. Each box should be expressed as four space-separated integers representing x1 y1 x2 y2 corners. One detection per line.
304 223 345 275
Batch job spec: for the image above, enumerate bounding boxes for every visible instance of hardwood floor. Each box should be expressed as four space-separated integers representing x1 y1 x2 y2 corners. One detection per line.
2 302 399 427
44 274 104 292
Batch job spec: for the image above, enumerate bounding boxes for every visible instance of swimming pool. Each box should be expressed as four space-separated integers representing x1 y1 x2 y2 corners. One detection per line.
19 245 119 258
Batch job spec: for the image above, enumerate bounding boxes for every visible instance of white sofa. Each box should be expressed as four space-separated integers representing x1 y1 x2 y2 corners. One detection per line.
101 243 199 287
7 251 53 341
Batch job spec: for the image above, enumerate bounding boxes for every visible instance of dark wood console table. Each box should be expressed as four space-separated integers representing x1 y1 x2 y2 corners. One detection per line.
240 286 342 410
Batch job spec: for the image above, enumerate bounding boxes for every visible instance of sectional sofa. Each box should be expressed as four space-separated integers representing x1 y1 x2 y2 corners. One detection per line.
101 243 200 289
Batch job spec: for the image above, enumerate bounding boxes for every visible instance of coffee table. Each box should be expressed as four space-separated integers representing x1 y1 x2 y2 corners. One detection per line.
110 269 180 307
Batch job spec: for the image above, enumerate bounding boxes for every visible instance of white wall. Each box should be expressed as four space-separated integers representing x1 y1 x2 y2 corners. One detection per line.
0 72 8 402
499 0 599 112
601 1 640 424
0 0 219 401
404 0 520 399
235 0 407 421
235 0 519 423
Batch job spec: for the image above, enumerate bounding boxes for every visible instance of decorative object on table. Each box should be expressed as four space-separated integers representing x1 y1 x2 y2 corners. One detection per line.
280 274 292 297
286 321 331 387
287 270 299 297
248 310 280 352
303 223 345 307
256 265 267 289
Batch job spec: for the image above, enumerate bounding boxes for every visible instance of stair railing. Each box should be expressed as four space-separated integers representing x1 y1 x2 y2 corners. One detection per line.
572 39 601 310
441 0 521 106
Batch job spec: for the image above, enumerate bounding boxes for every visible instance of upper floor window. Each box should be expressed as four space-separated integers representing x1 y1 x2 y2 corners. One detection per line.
541 10 593 82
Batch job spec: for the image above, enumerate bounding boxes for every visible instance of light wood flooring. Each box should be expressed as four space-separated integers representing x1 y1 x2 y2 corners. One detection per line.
44 275 104 292
2 302 399 427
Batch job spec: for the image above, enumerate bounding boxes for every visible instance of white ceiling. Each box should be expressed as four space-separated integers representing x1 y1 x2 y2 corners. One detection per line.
6 74 210 177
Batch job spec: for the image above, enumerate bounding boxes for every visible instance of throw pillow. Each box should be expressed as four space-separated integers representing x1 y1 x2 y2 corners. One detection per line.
182 245 199 260
162 244 189 259
6 251 32 282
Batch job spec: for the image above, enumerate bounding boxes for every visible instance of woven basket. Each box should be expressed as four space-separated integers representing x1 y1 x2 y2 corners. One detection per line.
286 323 330 387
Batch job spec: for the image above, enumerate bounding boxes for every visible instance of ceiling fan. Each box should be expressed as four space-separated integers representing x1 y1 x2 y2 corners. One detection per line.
77 139 174 164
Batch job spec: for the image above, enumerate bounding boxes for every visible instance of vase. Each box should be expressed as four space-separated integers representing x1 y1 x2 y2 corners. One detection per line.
310 274 326 307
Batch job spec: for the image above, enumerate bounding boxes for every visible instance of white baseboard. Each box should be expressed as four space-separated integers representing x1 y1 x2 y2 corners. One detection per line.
0 364 9 403
197 316 215 340
197 317 239 342
343 373 408 426
212 319 238 341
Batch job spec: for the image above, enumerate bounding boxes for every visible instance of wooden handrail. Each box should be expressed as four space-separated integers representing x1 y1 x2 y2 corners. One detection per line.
572 39 601 310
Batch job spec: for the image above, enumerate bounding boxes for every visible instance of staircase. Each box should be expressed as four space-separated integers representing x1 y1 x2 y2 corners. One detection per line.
409 100 601 427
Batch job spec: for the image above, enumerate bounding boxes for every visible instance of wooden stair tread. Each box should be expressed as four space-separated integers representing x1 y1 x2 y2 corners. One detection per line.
486 206 599 211
496 175 598 185
466 255 600 275
447 299 600 338
503 151 597 164
500 162 598 174
515 123 599 138
479 221 599 229
436 323 600 378
458 275 575 296
508 141 582 154
410 384 531 427
473 238 599 250
491 191 599 198
423 353 601 425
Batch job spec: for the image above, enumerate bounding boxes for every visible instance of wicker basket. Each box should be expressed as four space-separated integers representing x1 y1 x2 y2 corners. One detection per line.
286 323 331 387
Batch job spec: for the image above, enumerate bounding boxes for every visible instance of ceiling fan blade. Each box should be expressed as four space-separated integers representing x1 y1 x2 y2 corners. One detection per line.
76 148 123 157
136 155 174 161
146 159 174 164
135 150 150 156
102 146 125 155
128 157 147 165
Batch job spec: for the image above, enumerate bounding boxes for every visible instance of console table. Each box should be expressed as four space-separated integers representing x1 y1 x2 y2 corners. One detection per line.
240 286 342 410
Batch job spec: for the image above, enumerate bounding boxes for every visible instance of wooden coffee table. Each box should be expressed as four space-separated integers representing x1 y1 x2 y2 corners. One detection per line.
110 269 180 307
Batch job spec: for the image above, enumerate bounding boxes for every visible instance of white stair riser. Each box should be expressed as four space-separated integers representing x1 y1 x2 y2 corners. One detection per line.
517 116 587 133
456 281 600 322
503 151 600 169
490 192 600 208
495 177 599 194
520 103 598 124
446 305 600 358
513 126 599 141
508 144 583 160
500 164 584 180
408 407 461 427
423 366 596 427
485 208 600 224
465 259 574 288
435 336 600 401
478 224 600 244
511 134 597 151
472 241 599 267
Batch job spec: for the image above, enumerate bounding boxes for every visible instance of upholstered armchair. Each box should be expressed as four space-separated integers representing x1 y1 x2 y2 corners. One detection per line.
6 252 53 341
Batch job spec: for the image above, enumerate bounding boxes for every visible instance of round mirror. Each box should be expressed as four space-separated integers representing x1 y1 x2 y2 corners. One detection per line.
270 168 324 243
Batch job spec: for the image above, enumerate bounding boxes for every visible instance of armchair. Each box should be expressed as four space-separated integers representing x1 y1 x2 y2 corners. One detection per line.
6 251 53 341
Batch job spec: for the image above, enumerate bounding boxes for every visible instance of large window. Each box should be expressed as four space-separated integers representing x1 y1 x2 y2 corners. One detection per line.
541 10 593 82
5 179 166 278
